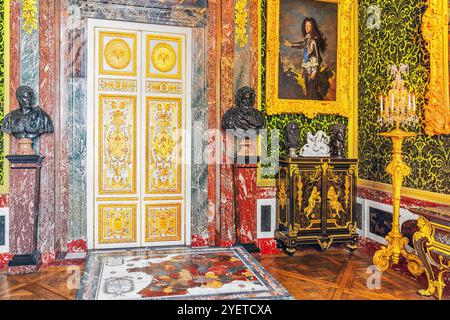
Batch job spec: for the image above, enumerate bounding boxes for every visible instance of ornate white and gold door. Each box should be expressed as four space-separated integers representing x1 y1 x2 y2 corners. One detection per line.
87 20 191 249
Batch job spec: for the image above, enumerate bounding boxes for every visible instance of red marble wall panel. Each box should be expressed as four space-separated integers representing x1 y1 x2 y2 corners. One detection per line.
255 238 282 254
67 239 87 253
0 194 9 207
234 164 258 244
357 186 443 210
257 187 276 199
0 253 13 269
191 234 209 247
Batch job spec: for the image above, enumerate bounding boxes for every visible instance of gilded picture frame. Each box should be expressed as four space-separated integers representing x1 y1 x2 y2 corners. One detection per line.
421 0 450 135
265 0 358 118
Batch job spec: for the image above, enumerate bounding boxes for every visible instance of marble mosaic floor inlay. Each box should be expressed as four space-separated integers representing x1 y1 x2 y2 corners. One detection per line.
77 246 292 300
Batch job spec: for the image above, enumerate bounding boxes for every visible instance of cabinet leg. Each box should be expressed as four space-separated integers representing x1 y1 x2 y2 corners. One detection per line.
285 247 296 256
348 239 358 254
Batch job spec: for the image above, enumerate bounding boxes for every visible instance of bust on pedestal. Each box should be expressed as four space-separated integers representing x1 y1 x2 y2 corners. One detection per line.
1 86 54 274
222 87 265 252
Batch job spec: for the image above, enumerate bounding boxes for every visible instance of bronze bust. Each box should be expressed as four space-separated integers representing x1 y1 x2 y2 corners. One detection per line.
222 86 265 137
1 86 54 155
1 86 54 139
330 123 346 158
285 121 301 157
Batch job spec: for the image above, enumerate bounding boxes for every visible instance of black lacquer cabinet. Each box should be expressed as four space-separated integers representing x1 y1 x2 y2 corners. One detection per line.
276 157 359 255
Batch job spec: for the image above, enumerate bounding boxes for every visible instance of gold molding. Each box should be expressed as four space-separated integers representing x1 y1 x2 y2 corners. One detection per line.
1 0 10 194
96 197 139 202
98 31 137 77
144 196 184 201
265 0 358 118
22 0 37 34
421 0 450 135
358 178 450 206
235 0 249 48
146 35 182 80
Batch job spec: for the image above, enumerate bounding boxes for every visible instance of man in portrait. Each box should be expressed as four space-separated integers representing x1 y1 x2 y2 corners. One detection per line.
284 17 327 100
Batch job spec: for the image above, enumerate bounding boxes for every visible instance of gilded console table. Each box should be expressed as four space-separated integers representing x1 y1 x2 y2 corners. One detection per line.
275 157 358 255
409 206 450 300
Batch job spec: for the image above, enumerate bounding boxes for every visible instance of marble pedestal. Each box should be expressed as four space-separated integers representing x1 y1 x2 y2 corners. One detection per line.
233 163 259 252
6 155 44 274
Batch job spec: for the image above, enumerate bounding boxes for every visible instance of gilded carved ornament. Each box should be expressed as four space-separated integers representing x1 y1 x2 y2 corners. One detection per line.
22 0 38 34
235 0 249 48
279 181 287 210
104 39 132 70
151 42 177 73
421 0 450 135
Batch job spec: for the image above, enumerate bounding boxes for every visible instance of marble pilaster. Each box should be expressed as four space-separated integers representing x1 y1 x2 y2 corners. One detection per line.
218 0 237 245
206 0 218 246
38 0 58 255
9 0 21 155
7 156 44 274
234 164 258 244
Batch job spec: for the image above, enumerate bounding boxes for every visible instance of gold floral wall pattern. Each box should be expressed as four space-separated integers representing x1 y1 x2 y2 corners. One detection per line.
358 0 449 194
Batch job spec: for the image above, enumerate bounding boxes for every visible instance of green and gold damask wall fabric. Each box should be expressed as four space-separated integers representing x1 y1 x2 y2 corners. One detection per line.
359 0 449 194
0 2 6 188
259 0 347 179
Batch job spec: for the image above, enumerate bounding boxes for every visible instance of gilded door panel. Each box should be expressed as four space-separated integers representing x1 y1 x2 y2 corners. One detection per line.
90 21 190 249
146 35 182 79
99 31 137 76
145 97 182 195
98 94 137 195
144 203 182 243
98 203 137 244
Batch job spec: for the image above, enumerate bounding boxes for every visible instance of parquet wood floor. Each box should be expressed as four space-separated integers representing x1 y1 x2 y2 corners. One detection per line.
0 248 447 300
258 248 449 300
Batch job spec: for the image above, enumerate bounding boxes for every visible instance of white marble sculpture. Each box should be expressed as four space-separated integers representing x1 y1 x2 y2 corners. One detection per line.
299 130 331 157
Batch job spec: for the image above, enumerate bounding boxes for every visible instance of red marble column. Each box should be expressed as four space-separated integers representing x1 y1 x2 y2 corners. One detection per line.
6 155 44 274
218 0 236 247
9 0 21 156
207 0 219 246
234 164 258 244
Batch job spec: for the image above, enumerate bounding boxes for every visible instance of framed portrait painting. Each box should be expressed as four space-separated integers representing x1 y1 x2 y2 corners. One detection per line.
421 0 450 135
265 0 358 118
